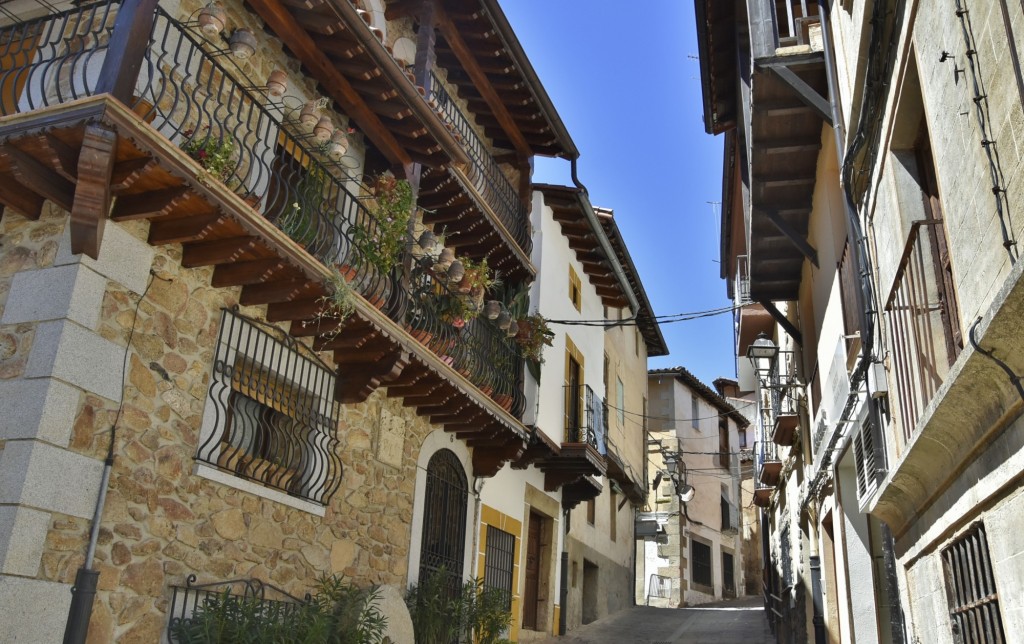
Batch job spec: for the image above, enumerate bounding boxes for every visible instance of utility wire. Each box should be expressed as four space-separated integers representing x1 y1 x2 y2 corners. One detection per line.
546 303 741 328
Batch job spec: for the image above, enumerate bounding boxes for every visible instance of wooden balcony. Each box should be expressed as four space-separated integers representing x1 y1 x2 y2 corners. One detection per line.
753 486 773 507
772 413 798 446
697 0 830 301
0 1 530 475
560 476 602 511
605 448 645 505
540 385 608 492
757 440 782 486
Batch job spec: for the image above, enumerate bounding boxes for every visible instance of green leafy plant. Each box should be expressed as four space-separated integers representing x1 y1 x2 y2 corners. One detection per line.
514 313 554 364
406 569 513 644
278 167 328 247
170 574 388 644
182 130 236 183
352 174 413 276
309 267 356 340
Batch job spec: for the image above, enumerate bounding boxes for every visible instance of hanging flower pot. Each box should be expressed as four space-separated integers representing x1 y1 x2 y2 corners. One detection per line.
435 247 455 271
313 116 334 142
266 70 288 97
299 102 319 127
506 320 519 338
446 259 465 284
197 3 226 35
497 310 511 330
327 130 348 158
484 300 501 320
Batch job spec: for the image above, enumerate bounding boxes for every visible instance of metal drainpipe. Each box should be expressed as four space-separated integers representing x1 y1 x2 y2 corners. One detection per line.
559 508 569 636
62 455 112 644
816 2 907 643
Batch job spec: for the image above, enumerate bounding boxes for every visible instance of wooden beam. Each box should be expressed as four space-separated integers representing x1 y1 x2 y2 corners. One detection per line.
110 156 156 192
111 186 191 221
212 258 290 288
0 178 44 220
335 349 409 403
1 145 75 211
95 0 160 102
39 133 79 181
434 3 532 157
148 211 221 245
246 0 411 166
266 297 324 322
756 299 803 346
761 208 818 267
181 236 259 267
69 125 118 259
765 64 833 125
240 278 313 306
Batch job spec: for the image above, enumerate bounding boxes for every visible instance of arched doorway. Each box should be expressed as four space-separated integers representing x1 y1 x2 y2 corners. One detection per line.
418 449 469 589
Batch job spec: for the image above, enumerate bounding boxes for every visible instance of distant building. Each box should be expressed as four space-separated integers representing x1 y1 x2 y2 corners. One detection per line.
641 367 749 606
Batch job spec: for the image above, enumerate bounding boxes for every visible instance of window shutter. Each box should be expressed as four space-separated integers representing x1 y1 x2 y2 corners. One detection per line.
853 425 877 500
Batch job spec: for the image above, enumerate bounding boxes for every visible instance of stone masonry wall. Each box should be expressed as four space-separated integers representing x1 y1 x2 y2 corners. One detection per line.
0 206 435 642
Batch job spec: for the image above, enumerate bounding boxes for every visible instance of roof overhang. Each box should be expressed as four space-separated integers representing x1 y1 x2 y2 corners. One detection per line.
694 0 739 134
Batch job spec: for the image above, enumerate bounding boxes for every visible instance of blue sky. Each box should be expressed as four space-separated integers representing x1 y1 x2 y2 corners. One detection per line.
501 2 735 385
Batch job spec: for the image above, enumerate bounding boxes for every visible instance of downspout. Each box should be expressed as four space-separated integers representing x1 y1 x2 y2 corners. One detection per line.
815 2 907 644
559 509 569 636
471 478 485 583
570 157 641 316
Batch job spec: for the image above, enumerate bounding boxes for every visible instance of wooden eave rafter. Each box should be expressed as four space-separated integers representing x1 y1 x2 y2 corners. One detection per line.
246 0 470 170
534 184 633 308
747 53 828 302
0 97 526 474
433 1 531 158
424 0 576 158
694 0 739 134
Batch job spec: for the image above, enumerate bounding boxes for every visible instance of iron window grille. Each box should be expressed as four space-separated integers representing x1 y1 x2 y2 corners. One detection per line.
691 539 712 588
483 525 515 610
722 552 736 596
418 449 469 598
941 523 1006 644
196 309 343 505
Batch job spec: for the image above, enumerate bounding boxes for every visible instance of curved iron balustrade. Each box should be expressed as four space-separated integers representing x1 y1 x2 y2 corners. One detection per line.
0 1 528 416
563 384 607 453
426 71 531 255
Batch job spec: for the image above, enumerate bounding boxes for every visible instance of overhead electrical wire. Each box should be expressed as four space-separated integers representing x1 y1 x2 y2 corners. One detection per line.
546 303 742 328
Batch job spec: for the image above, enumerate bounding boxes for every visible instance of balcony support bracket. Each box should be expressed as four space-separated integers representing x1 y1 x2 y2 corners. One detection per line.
763 63 833 126
69 125 118 259
762 208 819 267
756 298 803 347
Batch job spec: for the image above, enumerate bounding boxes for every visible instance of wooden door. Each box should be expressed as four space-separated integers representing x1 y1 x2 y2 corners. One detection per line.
522 512 542 630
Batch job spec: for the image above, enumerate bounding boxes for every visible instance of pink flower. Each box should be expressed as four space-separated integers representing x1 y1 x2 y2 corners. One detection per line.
452 318 465 328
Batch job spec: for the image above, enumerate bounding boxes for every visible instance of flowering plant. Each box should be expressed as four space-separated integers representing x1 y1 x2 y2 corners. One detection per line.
514 313 554 364
181 129 236 183
352 174 413 276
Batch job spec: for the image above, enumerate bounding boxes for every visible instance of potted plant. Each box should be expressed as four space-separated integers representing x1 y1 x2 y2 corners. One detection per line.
514 313 554 365
181 128 236 184
351 174 413 277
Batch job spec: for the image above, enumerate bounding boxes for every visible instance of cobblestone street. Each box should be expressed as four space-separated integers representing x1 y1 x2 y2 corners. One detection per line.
533 597 774 644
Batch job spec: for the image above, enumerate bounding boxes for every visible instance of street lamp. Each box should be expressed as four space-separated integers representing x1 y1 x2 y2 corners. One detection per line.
746 332 779 385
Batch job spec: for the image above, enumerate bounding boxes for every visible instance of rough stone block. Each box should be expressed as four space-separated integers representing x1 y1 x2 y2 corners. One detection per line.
55 221 154 295
377 584 414 644
25 319 125 402
0 574 72 642
0 505 50 576
1 263 105 329
0 440 103 520
0 377 81 445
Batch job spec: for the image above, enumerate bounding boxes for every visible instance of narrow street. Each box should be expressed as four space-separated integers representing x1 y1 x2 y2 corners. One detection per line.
535 597 774 644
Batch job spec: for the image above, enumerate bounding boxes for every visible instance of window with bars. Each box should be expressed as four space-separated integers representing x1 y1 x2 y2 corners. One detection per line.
941 523 1006 644
722 552 736 595
197 309 342 505
691 539 712 588
483 525 515 610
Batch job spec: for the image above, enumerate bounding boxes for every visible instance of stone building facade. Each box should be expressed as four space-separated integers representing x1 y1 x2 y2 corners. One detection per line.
695 0 1024 641
0 0 659 641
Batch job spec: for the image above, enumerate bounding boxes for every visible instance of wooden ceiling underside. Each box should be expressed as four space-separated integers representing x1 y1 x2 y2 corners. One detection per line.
534 185 629 309
748 56 827 302
246 0 460 168
0 98 527 476
418 164 531 282
696 0 739 134
387 0 567 157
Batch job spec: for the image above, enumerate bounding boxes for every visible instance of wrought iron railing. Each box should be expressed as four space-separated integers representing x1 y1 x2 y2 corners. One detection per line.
0 1 527 415
758 438 780 467
426 71 530 254
167 575 309 643
884 220 958 442
564 384 607 453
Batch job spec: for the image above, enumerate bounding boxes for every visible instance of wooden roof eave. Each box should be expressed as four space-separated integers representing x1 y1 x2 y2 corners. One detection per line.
323 0 471 168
